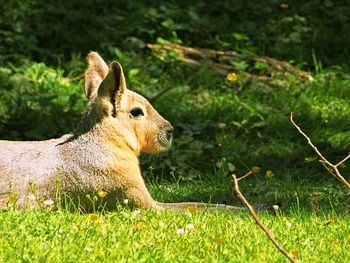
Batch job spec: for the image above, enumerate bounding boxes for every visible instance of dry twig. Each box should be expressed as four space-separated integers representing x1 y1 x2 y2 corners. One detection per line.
232 172 297 263
290 112 350 190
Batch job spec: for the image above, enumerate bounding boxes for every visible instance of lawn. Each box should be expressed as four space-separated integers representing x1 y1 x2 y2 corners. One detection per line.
1 183 349 262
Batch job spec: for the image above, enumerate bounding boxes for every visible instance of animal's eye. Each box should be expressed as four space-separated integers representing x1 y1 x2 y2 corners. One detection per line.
130 107 144 118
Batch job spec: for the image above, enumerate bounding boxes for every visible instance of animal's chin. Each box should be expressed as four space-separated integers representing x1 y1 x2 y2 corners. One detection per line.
158 138 172 151
157 132 172 151
141 138 172 154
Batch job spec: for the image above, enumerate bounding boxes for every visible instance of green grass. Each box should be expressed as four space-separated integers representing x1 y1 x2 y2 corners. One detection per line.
1 176 350 262
1 202 349 262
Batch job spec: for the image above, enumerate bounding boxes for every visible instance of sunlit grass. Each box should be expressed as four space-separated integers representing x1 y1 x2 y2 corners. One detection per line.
0 203 349 262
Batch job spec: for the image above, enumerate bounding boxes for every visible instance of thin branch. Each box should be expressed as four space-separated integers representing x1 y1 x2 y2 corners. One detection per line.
237 170 253 181
290 112 350 190
335 153 350 168
232 174 297 263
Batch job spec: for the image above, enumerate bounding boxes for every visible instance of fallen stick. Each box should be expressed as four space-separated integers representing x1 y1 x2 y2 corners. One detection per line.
147 43 311 81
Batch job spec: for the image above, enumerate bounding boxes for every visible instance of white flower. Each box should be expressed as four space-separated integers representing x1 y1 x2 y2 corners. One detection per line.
132 210 141 216
186 223 194 230
159 221 165 228
286 222 293 228
123 199 129 205
176 228 185 235
272 205 279 211
84 246 92 252
43 199 55 206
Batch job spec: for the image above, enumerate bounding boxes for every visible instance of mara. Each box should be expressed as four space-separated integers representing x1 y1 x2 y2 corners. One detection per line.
0 52 240 211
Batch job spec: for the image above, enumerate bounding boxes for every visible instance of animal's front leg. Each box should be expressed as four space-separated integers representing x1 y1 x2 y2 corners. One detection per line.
122 182 156 209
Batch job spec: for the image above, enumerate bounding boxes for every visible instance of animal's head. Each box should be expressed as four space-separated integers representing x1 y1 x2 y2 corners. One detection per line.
84 52 173 154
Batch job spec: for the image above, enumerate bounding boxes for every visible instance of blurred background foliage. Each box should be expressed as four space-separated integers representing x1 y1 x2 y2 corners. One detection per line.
1 0 350 208
1 0 349 67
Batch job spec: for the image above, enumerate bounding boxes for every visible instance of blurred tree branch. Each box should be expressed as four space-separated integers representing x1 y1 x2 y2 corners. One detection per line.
148 43 312 83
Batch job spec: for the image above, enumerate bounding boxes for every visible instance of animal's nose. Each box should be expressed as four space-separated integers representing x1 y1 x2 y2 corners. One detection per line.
165 125 174 140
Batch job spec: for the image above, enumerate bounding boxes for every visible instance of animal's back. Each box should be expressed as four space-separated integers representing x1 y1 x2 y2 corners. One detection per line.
0 136 67 207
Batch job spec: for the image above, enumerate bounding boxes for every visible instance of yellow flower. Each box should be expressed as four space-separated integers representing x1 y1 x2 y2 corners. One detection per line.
187 205 198 214
226 73 238 82
214 236 225 245
280 3 289 8
87 213 100 222
204 238 212 249
251 166 261 173
97 190 107 198
290 249 300 257
132 224 144 232
8 192 19 204
265 170 274 179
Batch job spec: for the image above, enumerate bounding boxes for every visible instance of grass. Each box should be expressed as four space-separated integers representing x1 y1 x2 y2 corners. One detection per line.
1 174 350 262
1 197 349 262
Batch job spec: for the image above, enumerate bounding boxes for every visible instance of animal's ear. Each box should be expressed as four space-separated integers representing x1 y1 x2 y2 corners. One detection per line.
84 51 109 100
97 61 127 116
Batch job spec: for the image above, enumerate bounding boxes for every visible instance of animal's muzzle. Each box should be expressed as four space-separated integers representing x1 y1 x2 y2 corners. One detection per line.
165 126 174 141
158 124 174 149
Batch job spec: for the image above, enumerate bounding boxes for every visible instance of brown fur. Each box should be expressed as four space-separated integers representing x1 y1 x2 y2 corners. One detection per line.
0 52 241 211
